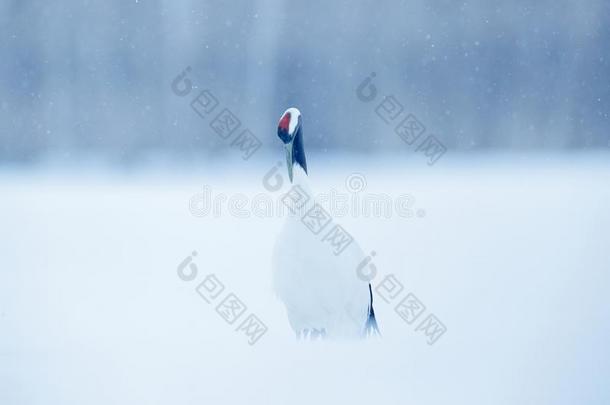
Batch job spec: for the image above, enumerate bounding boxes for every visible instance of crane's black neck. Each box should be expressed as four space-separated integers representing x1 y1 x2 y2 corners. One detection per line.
292 126 308 174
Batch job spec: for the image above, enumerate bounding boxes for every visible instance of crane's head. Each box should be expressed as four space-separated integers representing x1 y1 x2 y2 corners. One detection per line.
277 107 301 144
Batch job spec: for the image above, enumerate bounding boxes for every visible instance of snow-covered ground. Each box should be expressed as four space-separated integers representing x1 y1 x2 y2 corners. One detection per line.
1 153 609 405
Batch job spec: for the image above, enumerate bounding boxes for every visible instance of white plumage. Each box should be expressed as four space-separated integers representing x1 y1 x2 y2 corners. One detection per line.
272 107 378 339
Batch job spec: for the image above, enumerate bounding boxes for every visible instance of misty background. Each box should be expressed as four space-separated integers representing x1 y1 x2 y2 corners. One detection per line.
1 0 609 163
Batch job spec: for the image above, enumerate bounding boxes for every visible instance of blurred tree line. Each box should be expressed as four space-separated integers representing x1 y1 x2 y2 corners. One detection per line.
0 0 608 162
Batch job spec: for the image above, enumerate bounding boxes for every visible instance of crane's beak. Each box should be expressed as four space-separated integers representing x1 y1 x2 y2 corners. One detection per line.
284 141 294 182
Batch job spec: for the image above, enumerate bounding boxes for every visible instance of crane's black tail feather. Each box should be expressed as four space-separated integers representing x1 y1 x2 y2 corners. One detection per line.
365 283 381 336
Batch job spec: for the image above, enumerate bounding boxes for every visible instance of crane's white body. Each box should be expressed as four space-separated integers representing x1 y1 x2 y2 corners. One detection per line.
272 165 371 339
